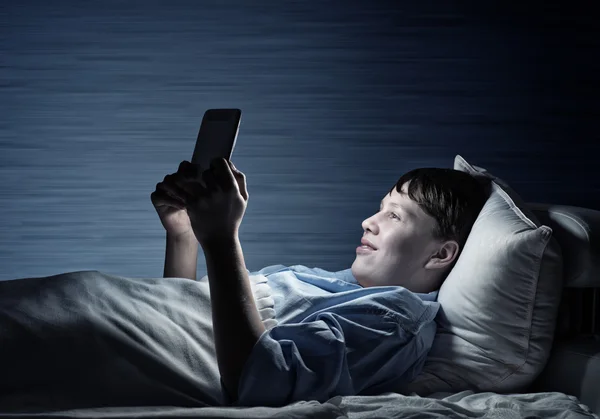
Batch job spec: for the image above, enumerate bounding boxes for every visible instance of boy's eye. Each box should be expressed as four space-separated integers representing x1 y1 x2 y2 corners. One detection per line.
379 208 400 220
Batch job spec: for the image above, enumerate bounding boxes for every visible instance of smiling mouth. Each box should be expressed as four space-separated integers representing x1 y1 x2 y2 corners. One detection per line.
360 238 377 250
357 245 376 254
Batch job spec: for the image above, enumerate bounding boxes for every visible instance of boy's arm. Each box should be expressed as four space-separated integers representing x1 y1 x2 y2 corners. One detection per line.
202 234 266 402
163 231 198 280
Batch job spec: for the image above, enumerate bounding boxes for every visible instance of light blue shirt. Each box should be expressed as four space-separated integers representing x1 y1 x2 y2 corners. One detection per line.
234 264 440 407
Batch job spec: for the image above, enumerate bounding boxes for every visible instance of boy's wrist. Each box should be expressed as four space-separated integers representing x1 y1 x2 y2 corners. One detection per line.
199 232 239 253
167 230 198 244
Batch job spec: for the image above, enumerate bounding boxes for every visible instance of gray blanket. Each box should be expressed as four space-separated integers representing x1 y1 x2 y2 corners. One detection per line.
0 270 227 412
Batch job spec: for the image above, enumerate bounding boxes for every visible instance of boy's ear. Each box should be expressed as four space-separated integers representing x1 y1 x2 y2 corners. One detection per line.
425 240 459 270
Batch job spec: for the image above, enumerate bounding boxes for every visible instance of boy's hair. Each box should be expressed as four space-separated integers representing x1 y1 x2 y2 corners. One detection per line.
388 168 489 255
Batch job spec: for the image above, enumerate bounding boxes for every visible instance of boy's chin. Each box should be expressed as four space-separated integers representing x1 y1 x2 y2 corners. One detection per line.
350 262 368 281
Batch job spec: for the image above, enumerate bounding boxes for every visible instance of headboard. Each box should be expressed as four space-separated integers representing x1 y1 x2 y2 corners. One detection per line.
528 203 600 339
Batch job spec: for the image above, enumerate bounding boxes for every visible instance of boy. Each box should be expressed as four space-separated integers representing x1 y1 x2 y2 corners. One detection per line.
151 158 487 405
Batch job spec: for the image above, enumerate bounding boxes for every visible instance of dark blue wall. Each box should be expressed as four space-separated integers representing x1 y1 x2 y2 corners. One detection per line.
1 1 598 280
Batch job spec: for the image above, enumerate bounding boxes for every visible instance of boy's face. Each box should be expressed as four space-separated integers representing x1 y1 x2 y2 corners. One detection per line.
351 183 443 290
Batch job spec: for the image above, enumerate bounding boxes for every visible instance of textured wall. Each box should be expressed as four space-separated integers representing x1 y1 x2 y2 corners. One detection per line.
1 1 598 280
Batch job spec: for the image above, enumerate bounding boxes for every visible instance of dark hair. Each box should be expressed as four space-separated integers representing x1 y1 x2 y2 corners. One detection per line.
388 168 489 252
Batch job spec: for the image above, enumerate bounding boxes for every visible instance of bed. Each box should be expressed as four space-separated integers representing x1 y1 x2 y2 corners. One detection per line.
0 155 598 418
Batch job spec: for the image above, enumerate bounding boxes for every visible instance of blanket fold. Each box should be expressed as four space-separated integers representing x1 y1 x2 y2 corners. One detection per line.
0 270 225 411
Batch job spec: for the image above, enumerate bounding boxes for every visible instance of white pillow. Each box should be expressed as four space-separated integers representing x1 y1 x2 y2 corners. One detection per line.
398 155 563 395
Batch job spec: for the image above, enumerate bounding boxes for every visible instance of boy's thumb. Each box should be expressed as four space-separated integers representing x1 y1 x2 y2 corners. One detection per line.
229 160 240 173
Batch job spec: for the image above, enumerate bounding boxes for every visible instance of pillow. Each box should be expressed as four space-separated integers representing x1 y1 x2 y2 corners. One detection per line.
398 155 563 395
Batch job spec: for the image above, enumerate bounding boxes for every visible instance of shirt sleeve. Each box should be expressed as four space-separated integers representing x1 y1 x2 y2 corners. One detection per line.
235 304 437 407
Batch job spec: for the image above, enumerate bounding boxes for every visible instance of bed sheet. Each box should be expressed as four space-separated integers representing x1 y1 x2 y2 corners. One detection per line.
335 390 598 418
0 391 595 418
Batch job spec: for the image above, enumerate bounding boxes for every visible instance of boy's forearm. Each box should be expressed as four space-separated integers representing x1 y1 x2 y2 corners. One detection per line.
164 232 198 280
202 234 266 402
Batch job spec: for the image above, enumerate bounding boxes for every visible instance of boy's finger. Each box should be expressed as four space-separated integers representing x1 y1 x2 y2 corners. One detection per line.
157 179 194 205
177 160 200 180
210 158 237 191
202 169 221 193
228 160 242 175
151 190 186 210
224 160 248 200
172 175 199 196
